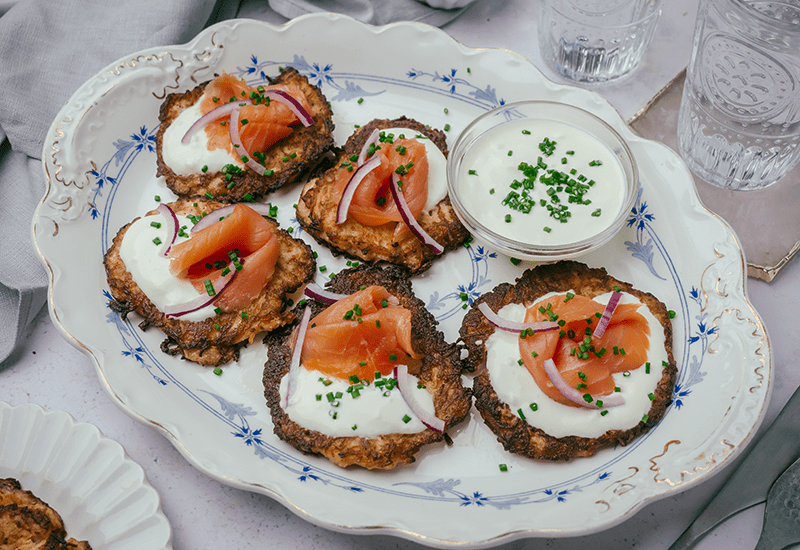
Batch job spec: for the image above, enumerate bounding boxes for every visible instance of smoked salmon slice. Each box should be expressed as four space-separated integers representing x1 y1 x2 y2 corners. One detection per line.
518 293 650 407
334 137 429 228
300 285 421 381
198 72 312 157
198 73 251 113
213 235 279 311
168 204 279 312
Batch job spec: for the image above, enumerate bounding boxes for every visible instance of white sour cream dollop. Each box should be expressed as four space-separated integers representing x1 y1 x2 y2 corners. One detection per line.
161 103 241 175
279 365 437 438
118 210 217 322
458 119 626 246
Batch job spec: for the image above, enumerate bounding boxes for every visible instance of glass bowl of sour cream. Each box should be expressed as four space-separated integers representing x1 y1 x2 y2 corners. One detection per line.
447 100 637 261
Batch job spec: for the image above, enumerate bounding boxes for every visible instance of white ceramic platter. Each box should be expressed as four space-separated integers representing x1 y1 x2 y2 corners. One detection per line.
33 14 771 548
0 402 172 549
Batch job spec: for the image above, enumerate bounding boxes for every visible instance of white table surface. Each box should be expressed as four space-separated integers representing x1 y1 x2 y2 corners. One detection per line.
5 0 800 548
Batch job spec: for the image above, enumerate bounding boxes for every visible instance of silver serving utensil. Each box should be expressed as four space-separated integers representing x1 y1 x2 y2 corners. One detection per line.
755 456 800 550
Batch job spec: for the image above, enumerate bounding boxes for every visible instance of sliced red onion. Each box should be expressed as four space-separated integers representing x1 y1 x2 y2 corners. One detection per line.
390 173 443 255
593 291 622 338
542 358 625 409
335 154 381 224
228 108 268 176
477 302 559 334
163 268 237 318
356 128 381 166
155 203 179 257
181 100 252 144
264 89 314 127
393 364 445 433
303 283 348 305
282 306 312 409
245 203 277 217
191 205 236 233
189 203 278 234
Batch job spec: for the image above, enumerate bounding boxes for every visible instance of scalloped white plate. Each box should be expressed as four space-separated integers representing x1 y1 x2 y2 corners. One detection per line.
0 402 172 550
33 14 771 548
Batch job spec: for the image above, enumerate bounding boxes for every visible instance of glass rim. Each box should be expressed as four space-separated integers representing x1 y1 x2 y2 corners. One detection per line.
543 0 665 27
728 0 800 32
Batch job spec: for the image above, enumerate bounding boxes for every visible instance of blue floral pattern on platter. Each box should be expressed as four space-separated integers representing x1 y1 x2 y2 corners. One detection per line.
92 54 713 507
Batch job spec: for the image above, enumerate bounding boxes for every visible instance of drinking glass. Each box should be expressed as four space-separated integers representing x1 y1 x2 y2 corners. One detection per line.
537 0 664 84
677 0 800 191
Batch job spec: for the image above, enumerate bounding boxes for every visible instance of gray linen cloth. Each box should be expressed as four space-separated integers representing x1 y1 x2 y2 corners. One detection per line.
0 0 238 367
264 0 472 26
0 0 473 367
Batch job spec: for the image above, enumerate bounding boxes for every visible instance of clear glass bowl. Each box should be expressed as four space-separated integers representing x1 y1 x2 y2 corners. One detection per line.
447 100 638 261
